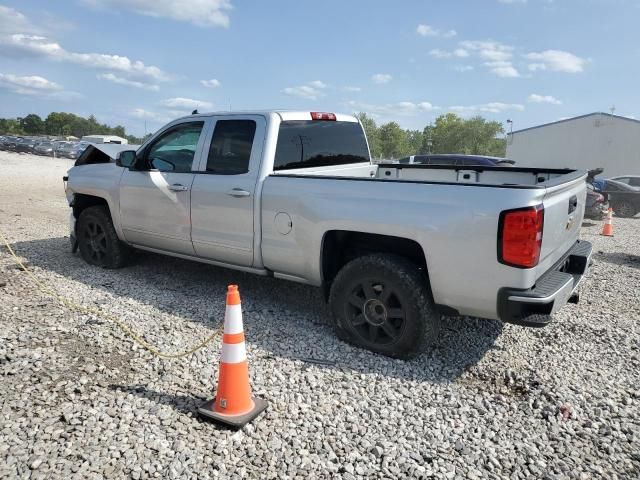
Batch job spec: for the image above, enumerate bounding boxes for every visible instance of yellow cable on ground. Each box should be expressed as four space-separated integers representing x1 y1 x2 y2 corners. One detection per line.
0 231 222 359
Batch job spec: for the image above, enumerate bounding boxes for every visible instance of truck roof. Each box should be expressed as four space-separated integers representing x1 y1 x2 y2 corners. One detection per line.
174 110 359 123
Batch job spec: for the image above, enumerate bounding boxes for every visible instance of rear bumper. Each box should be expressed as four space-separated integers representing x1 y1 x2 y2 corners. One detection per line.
497 240 592 327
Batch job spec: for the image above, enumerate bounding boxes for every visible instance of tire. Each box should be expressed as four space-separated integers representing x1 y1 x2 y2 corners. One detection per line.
613 201 636 218
77 205 129 268
328 253 440 359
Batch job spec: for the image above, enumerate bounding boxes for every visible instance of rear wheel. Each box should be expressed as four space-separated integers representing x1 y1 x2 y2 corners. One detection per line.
614 201 636 218
329 254 439 359
77 206 129 268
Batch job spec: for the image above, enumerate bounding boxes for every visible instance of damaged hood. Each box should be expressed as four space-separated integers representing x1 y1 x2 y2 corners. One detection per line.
74 143 140 166
92 143 140 159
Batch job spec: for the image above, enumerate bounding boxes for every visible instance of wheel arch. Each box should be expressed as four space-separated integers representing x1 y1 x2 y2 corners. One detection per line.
320 230 430 299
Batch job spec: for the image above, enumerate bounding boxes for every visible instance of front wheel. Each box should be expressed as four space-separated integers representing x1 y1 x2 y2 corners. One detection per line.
329 254 439 359
77 206 130 268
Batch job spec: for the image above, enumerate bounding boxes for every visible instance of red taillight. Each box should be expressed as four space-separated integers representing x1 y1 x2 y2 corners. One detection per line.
498 206 544 268
310 112 336 121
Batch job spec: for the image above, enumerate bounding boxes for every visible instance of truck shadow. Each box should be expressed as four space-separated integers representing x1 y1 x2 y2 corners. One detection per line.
595 251 640 269
7 236 503 386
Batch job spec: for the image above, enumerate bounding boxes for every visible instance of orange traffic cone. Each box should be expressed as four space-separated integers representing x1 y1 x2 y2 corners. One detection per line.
198 285 267 428
601 208 614 236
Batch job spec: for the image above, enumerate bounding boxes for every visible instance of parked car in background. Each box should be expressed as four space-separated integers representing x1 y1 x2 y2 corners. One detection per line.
56 142 78 158
609 175 640 187
397 154 516 167
601 180 640 218
66 141 90 160
14 137 38 153
1 136 21 150
34 140 55 156
584 184 608 220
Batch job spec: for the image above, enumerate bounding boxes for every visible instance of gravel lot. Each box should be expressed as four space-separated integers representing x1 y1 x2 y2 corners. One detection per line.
1 151 639 480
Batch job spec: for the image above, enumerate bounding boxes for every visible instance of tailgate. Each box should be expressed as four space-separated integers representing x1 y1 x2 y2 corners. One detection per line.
536 174 587 276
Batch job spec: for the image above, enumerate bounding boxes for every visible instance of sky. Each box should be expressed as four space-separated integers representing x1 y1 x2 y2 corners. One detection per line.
0 0 638 136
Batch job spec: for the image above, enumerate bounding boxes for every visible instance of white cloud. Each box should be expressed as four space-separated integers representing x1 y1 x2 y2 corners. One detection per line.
0 72 80 99
448 102 525 115
484 61 520 78
528 63 546 72
417 24 457 38
0 5 39 35
525 50 586 73
201 78 221 88
429 49 451 59
98 73 159 90
371 73 392 84
0 73 61 94
454 65 474 72
461 40 514 62
453 48 469 58
343 86 361 92
416 24 438 36
131 108 170 122
528 94 562 105
161 97 213 110
0 34 170 81
308 80 327 88
81 0 232 28
498 0 527 3
347 100 437 116
281 80 327 100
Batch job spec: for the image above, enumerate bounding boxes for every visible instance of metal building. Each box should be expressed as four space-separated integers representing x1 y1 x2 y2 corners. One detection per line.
506 112 640 177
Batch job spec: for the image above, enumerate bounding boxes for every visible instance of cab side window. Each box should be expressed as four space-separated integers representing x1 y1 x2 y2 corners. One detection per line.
206 120 257 175
145 122 204 173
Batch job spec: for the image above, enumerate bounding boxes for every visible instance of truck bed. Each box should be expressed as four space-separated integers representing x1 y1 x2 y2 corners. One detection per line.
262 162 587 320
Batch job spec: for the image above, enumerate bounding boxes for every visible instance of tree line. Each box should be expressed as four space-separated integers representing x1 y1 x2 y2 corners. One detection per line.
0 113 150 144
0 110 507 158
357 112 507 160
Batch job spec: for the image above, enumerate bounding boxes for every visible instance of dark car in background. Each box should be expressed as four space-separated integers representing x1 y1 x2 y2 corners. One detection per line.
55 141 90 159
601 180 640 218
34 140 55 156
397 154 516 167
14 137 38 153
609 175 640 188
66 141 90 159
1 136 21 150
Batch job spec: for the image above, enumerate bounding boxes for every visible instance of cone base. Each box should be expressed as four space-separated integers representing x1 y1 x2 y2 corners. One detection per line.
198 396 267 429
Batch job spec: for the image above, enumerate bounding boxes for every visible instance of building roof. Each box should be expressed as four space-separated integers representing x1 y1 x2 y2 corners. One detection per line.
511 112 640 135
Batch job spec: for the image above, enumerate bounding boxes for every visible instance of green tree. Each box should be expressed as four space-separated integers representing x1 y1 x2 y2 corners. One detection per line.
20 114 44 134
418 113 506 157
406 129 423 155
0 118 23 134
378 122 409 160
423 113 466 154
355 112 380 159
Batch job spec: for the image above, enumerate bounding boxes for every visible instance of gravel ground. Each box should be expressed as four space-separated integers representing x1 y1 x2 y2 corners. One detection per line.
1 151 639 480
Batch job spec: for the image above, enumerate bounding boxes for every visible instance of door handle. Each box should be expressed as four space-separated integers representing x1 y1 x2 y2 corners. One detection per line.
227 188 251 198
168 184 189 192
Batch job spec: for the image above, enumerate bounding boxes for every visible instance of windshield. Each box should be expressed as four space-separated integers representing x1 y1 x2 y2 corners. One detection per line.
274 121 370 171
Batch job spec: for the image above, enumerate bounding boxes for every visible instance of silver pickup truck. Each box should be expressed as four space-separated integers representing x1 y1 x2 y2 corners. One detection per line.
65 110 592 358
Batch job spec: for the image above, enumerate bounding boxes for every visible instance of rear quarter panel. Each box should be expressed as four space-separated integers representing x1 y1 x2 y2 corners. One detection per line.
261 176 551 319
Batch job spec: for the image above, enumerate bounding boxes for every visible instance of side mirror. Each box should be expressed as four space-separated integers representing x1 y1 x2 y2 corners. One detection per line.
116 150 137 168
